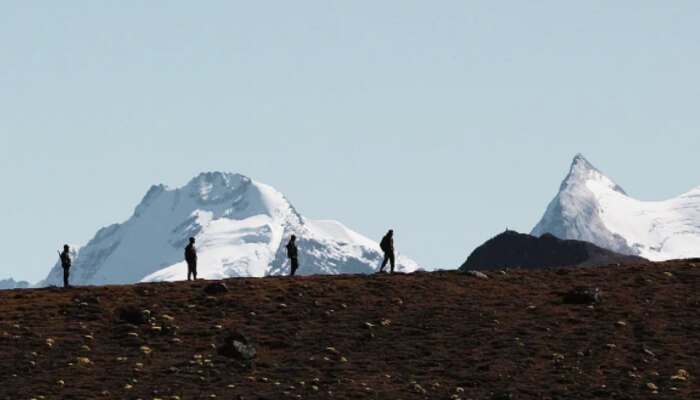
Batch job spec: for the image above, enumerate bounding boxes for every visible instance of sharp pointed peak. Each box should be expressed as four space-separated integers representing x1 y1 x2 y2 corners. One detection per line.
570 153 598 173
560 154 627 195
565 153 607 180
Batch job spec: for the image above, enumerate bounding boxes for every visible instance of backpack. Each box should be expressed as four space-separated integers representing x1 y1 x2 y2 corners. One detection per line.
380 236 389 252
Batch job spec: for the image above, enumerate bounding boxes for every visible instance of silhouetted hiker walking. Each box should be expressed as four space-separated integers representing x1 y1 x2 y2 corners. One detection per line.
286 235 299 276
379 229 395 273
185 237 197 281
59 244 71 288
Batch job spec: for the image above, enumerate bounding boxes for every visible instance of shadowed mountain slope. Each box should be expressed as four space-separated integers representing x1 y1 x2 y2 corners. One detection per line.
461 230 647 271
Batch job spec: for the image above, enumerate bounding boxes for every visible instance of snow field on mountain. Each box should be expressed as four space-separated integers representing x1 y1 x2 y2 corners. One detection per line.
590 182 700 260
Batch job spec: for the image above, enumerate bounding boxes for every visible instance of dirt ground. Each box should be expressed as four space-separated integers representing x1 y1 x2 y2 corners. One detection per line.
1 260 699 400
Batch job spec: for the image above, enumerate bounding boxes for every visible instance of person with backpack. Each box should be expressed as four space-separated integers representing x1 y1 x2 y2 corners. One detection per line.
59 244 72 288
379 229 395 274
185 237 197 281
286 235 299 276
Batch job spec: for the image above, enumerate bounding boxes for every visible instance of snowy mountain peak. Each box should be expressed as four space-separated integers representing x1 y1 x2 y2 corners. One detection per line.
563 154 626 195
533 155 700 261
185 172 254 204
41 173 419 286
571 152 591 168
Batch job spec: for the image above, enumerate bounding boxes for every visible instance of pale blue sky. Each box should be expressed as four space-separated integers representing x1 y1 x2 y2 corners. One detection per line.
1 1 699 282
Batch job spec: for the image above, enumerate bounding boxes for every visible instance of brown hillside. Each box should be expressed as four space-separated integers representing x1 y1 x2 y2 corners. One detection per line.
2 260 700 400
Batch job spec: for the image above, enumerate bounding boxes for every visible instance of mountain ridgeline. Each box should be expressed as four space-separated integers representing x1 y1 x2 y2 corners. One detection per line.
40 172 419 287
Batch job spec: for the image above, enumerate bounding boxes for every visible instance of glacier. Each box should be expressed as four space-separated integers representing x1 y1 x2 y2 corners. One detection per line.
532 154 700 261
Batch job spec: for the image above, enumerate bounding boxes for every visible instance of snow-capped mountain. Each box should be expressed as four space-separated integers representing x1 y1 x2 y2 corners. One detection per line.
532 154 700 261
41 172 419 286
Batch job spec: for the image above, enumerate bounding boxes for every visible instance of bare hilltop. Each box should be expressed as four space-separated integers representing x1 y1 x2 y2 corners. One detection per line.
2 260 700 399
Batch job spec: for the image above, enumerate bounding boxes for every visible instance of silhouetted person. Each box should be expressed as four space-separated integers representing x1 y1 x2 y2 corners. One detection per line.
286 235 299 276
379 230 395 273
185 237 197 281
59 244 72 288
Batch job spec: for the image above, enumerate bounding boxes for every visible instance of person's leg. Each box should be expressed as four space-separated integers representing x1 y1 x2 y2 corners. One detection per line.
380 252 389 272
63 268 69 288
187 263 192 281
290 258 298 276
390 252 396 273
193 263 197 280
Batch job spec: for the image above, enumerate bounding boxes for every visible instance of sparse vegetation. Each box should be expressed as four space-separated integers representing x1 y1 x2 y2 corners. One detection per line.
1 261 700 398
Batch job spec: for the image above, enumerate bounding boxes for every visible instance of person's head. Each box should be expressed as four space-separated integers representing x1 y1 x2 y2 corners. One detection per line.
388 229 394 237
290 235 296 241
189 237 195 244
63 244 69 251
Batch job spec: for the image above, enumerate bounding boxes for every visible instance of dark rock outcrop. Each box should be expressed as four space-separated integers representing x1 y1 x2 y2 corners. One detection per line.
460 230 647 271
218 332 256 368
116 305 152 325
204 282 229 295
562 287 604 304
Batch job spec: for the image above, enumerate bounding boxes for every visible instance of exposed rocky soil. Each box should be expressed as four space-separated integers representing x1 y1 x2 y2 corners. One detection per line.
2 260 700 399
